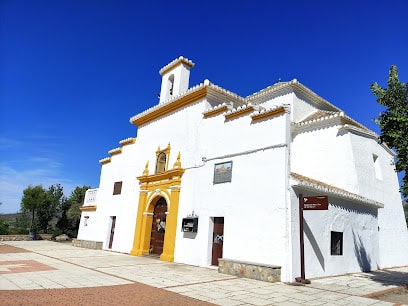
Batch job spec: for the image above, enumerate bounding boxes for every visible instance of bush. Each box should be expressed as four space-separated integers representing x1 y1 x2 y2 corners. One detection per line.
0 219 10 235
8 227 29 235
50 229 63 239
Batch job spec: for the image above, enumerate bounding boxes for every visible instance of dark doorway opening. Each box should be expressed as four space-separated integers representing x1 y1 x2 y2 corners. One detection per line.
211 217 224 266
149 198 167 255
108 216 116 249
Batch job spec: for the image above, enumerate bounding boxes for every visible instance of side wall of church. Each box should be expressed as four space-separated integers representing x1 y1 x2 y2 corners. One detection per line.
348 133 408 268
289 120 408 279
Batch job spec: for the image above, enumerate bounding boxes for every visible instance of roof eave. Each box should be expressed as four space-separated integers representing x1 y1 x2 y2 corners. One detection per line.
129 81 245 127
291 173 384 209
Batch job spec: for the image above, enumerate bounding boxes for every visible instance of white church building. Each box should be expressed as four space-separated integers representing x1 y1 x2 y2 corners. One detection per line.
76 56 408 282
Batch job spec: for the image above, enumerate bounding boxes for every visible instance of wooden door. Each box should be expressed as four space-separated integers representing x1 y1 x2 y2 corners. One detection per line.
108 216 116 249
149 198 167 255
211 217 224 266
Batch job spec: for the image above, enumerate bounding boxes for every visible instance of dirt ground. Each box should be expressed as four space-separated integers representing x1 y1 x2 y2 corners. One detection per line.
371 286 408 304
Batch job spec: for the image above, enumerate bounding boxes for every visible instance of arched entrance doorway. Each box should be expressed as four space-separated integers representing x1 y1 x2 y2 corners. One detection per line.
131 150 184 262
149 197 167 255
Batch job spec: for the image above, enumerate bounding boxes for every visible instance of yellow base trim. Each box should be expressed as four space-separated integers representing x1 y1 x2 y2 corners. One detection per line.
80 205 97 211
130 249 142 256
160 253 174 262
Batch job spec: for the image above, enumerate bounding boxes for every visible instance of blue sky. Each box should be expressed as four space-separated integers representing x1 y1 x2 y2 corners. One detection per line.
1 0 407 213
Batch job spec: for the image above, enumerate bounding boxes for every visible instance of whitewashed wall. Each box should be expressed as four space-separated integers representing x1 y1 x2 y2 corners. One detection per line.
348 132 408 268
291 125 359 193
77 141 140 253
173 105 291 271
290 120 408 279
293 189 380 279
133 99 208 173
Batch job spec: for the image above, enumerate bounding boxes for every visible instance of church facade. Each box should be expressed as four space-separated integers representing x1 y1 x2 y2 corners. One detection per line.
77 57 408 282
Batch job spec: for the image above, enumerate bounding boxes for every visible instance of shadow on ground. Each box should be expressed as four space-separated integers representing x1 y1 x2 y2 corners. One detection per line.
360 269 408 286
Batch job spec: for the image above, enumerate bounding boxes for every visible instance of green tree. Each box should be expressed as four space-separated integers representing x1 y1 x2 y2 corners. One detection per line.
59 186 90 237
371 65 408 198
21 185 47 232
0 220 9 234
14 211 30 234
37 184 66 232
0 201 10 234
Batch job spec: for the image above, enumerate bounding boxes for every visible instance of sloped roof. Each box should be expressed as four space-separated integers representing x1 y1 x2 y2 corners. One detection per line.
295 110 372 132
246 79 342 112
291 172 384 209
291 110 395 155
301 110 339 122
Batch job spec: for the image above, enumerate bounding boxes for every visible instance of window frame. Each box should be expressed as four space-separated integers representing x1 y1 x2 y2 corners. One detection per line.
155 152 167 173
330 231 343 256
113 181 123 195
154 144 171 174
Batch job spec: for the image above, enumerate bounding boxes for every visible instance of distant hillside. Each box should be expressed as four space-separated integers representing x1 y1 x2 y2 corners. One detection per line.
0 213 21 225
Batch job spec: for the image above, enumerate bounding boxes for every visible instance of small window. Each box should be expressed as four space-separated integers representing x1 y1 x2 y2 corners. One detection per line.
331 231 343 255
373 154 383 180
113 181 122 195
155 152 167 173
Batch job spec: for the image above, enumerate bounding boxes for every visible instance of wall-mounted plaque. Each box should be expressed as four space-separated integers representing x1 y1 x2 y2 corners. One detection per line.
213 161 233 184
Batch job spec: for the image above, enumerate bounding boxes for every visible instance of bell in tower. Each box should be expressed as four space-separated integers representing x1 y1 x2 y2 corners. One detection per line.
158 56 195 104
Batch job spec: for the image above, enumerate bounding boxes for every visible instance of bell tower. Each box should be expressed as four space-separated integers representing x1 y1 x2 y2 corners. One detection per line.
158 56 195 104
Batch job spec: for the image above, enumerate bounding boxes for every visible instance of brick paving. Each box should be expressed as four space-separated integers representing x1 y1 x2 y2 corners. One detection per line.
0 244 30 254
0 260 57 274
0 284 214 306
0 241 407 306
0 242 212 306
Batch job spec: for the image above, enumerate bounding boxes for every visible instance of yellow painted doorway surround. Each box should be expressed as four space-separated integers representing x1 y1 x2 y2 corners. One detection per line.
131 152 184 262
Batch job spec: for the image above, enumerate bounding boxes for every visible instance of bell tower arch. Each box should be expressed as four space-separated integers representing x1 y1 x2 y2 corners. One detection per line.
158 56 195 104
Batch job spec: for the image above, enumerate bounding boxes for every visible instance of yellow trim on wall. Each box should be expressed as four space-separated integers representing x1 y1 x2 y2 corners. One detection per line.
203 105 229 118
99 157 111 165
251 107 286 122
109 147 122 156
79 205 97 212
131 152 184 262
131 87 207 126
119 137 136 146
224 106 254 121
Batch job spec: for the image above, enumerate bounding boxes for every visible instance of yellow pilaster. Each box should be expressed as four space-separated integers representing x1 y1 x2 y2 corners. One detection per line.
140 213 154 254
131 190 148 255
160 186 181 262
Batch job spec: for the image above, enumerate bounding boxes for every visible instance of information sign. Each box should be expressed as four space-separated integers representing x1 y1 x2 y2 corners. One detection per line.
303 196 328 210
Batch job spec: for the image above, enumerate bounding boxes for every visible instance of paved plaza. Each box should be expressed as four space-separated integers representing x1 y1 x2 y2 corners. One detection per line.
0 241 407 305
